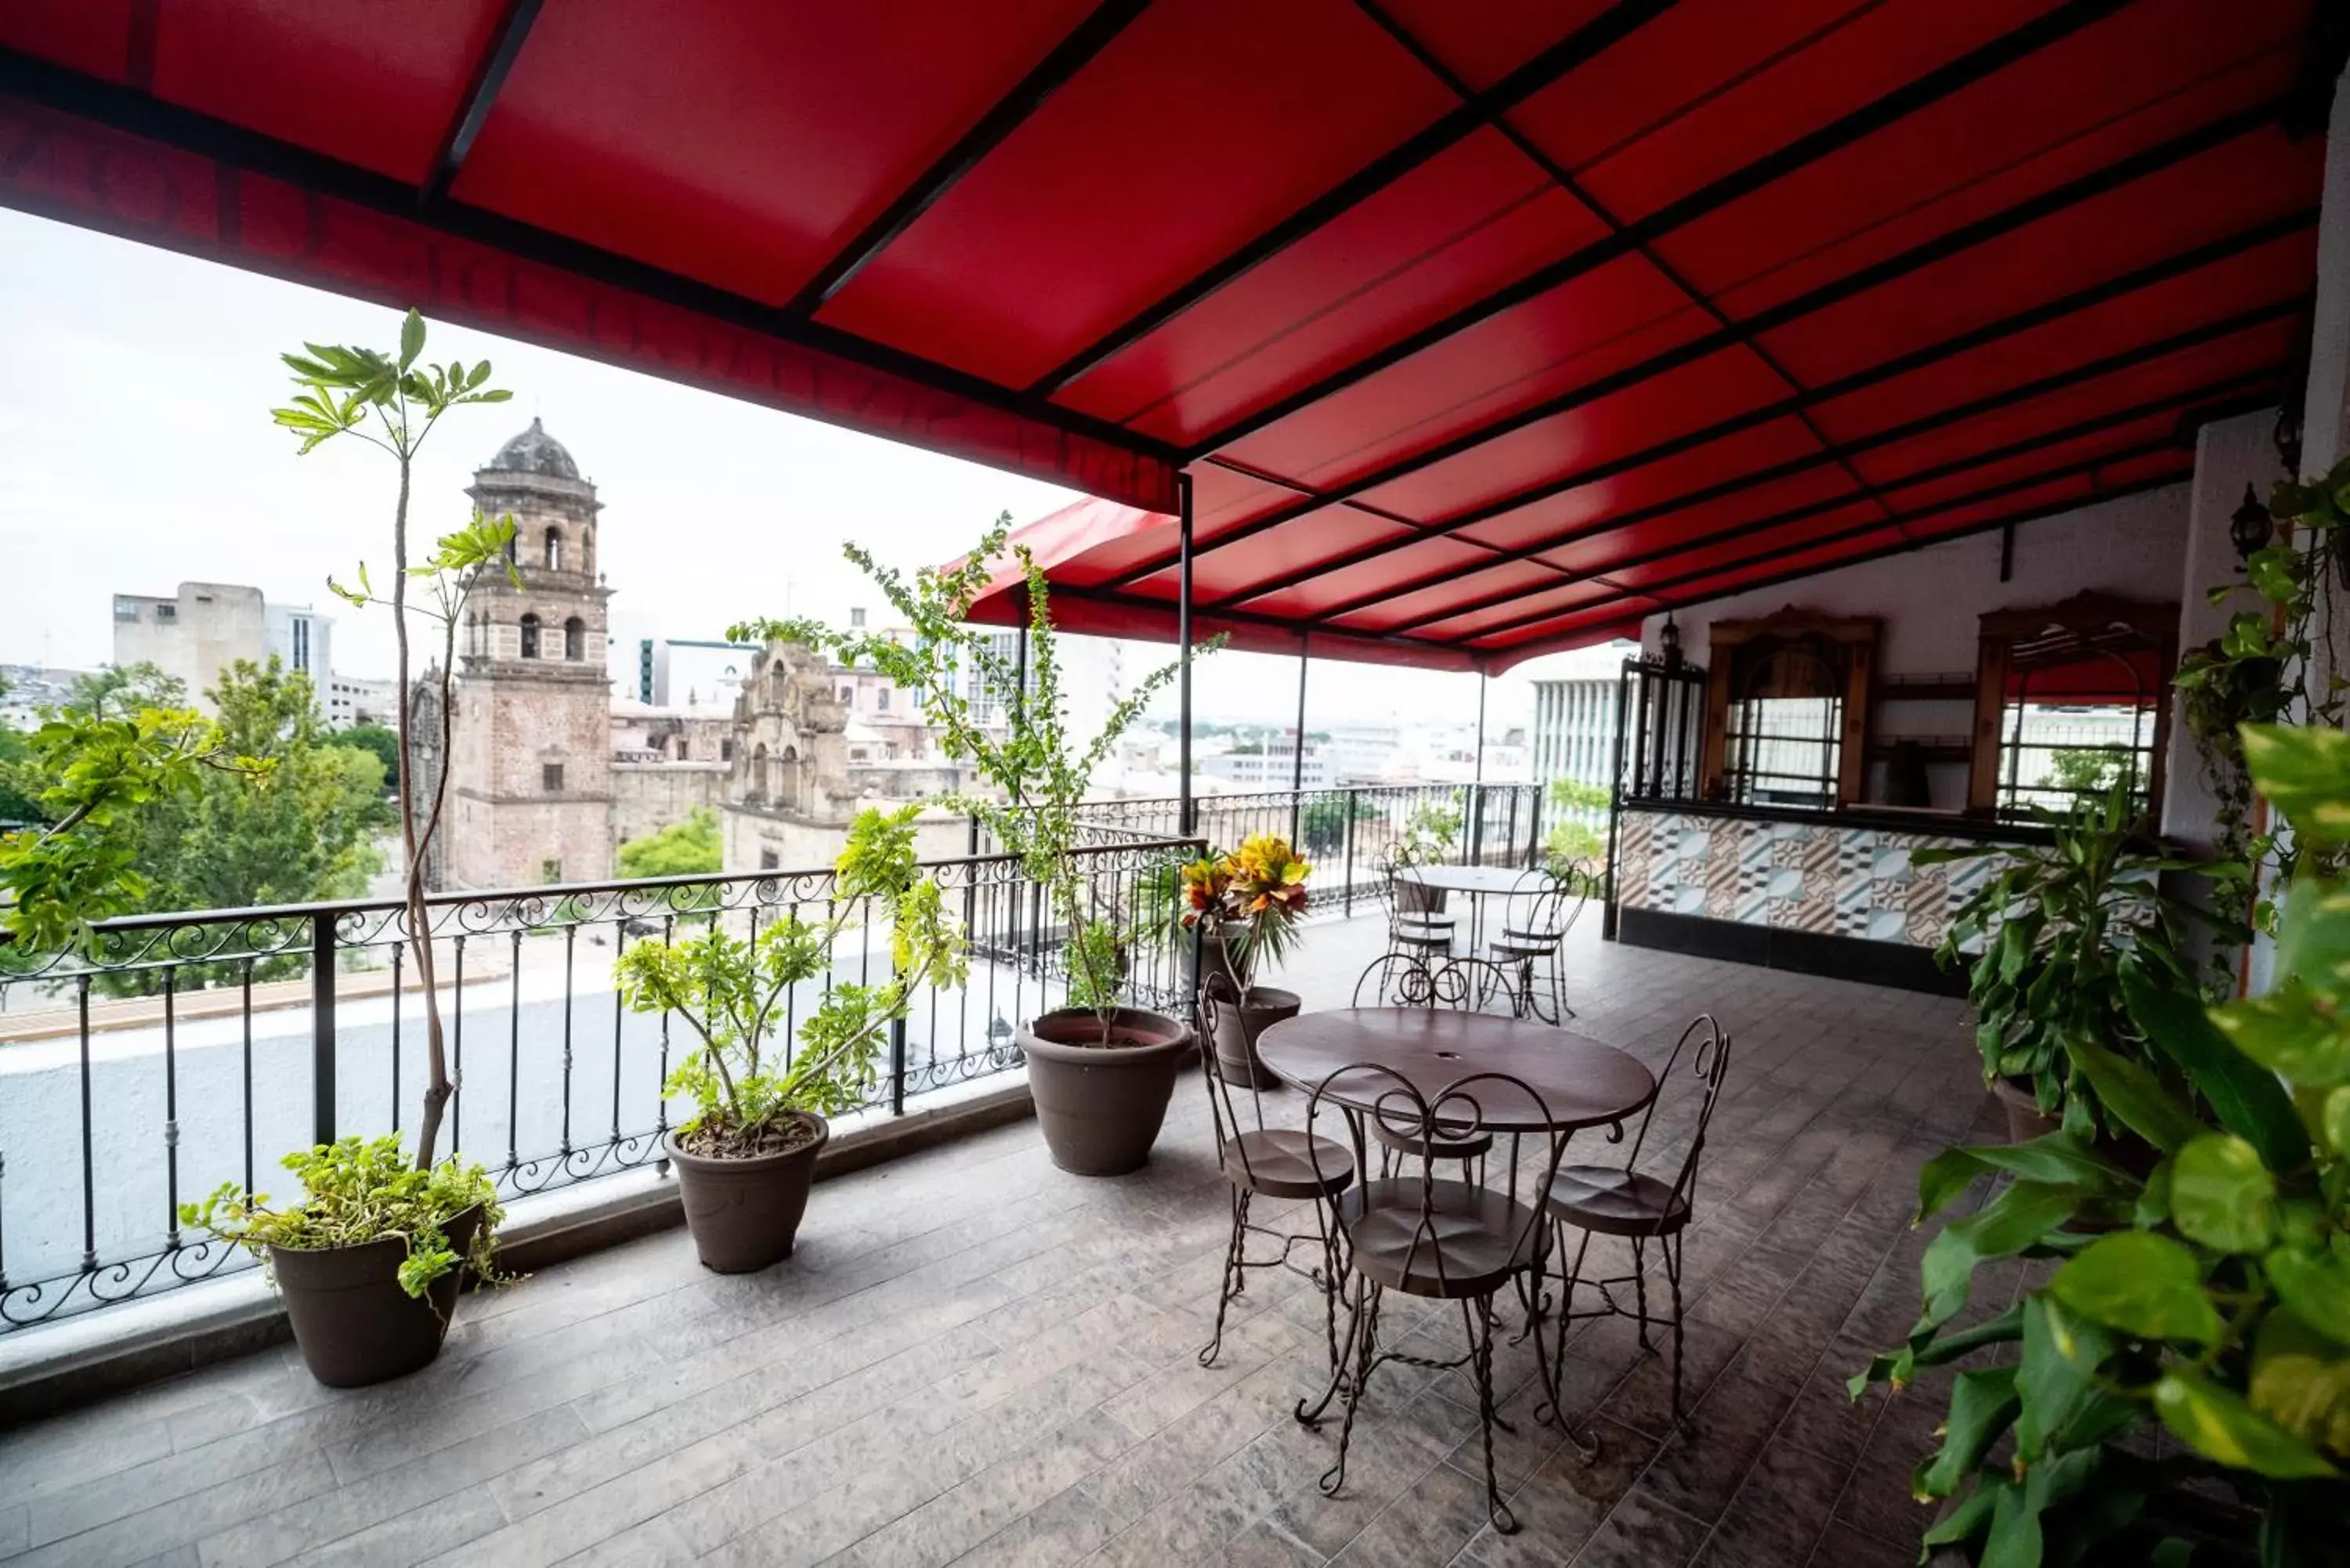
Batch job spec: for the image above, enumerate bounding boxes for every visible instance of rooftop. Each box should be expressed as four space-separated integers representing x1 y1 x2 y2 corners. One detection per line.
0 913 1986 1568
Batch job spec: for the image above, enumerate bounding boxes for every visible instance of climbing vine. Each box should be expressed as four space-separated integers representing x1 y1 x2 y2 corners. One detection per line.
2171 452 2350 934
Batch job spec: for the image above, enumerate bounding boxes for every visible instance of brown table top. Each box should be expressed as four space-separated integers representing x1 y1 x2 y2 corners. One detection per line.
1395 865 1539 896
1256 1007 1657 1135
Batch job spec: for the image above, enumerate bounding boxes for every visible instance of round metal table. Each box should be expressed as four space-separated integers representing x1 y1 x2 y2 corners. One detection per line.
1255 1006 1656 1134
1395 865 1539 952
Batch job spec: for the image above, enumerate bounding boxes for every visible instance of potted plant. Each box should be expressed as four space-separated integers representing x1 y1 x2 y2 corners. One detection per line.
173 313 522 1386
614 806 962 1270
1853 721 2350 1563
181 1138 501 1387
1914 783 2218 1143
1183 833 1312 1089
736 515 1213 1176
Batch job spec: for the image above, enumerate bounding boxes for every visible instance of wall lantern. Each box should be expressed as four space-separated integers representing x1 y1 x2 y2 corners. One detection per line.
1659 614 1683 672
2229 483 2274 562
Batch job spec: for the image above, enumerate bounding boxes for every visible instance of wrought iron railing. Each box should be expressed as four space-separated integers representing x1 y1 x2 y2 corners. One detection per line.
1072 782 1546 912
0 835 1198 1333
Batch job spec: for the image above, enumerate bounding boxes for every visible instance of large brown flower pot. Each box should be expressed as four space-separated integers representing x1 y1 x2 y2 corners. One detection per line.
269 1203 484 1389
1991 1076 2061 1143
665 1113 829 1274
1021 1006 1193 1176
1209 985 1299 1090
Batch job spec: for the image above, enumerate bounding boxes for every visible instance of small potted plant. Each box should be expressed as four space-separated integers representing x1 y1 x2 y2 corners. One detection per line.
737 516 1213 1176
181 1138 502 1387
1184 833 1311 1089
615 806 962 1270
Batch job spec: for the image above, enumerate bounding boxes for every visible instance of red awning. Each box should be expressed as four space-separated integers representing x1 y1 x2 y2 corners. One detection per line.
0 1 2333 670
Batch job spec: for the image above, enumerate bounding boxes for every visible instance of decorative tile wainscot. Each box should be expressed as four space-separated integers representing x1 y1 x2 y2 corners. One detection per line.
1616 806 1999 951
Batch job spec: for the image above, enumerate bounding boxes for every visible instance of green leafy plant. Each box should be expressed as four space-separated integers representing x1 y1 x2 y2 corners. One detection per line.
1856 722 2350 1564
617 806 724 879
182 1136 503 1299
0 698 262 954
1916 784 2219 1132
1300 793 1376 857
614 806 964 1154
1402 795 1463 862
282 308 515 1169
733 515 1214 1044
2171 452 2350 940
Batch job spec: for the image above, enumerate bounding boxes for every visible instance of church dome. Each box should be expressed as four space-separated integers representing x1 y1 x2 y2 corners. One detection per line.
485 417 580 480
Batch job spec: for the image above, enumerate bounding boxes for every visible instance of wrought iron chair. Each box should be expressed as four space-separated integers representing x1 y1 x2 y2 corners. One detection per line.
1298 1066 1570 1534
1483 866 1589 1024
1535 1015 1734 1433
1195 974 1355 1377
1379 841 1455 962
1345 954 1514 1177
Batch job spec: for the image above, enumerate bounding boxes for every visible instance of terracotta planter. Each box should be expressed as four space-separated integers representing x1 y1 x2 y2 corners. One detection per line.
665 1113 829 1274
1209 985 1299 1090
1021 1006 1193 1176
269 1203 484 1388
1991 1076 2062 1143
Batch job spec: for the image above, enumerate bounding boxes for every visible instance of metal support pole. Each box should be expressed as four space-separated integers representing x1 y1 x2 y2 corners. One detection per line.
889 1015 908 1118
1343 788 1359 917
1468 673 1488 865
311 912 336 1147
1177 473 1196 837
1603 664 1633 941
1289 643 1308 846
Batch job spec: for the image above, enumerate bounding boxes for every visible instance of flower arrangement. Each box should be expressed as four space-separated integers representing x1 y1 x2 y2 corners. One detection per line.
1182 832 1311 985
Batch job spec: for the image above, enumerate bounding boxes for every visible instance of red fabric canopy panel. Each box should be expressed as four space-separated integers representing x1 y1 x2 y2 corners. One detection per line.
0 0 2332 670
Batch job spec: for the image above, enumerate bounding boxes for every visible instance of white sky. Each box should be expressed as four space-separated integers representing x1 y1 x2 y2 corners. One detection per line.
0 208 1614 730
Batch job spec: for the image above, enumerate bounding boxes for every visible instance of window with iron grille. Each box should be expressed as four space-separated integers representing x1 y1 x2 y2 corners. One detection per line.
542 762 564 792
1721 637 1846 810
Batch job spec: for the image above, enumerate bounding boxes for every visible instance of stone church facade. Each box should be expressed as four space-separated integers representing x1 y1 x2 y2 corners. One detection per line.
422 421 989 891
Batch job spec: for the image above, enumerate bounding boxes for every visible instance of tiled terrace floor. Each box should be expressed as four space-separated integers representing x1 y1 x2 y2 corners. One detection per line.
0 913 2001 1567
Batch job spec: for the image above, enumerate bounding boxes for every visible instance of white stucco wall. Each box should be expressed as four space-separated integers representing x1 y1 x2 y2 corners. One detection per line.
1639 484 2191 675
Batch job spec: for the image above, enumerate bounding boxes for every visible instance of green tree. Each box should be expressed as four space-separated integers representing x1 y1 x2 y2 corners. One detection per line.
336 721 402 793
0 674 39 826
1299 793 1375 856
618 807 723 880
134 657 389 915
2044 742 2131 797
69 662 188 717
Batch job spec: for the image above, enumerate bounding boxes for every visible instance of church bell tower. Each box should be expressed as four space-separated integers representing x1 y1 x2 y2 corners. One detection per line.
439 419 614 888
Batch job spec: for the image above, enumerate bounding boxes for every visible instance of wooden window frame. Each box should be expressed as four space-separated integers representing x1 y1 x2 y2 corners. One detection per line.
1965 592 2177 818
1699 609 1878 810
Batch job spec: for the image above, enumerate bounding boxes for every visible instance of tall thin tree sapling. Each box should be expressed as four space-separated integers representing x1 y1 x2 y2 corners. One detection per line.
274 309 516 1168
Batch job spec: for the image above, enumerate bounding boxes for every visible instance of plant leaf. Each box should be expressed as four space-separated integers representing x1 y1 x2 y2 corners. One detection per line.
2153 1364 2339 1478
2048 1232 2220 1343
1914 1367 2020 1500
2065 1034 2204 1152
2168 1133 2278 1254
2121 959 2310 1172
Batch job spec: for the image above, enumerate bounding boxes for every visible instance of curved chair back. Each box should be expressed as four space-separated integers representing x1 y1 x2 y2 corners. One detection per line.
1303 1063 1568 1299
1195 953 1271 1185
1622 1014 1735 1218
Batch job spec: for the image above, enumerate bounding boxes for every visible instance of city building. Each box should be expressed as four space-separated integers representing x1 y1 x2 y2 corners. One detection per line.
635 637 754 710
324 675 400 729
1531 643 1636 794
109 581 332 714
1200 735 1330 790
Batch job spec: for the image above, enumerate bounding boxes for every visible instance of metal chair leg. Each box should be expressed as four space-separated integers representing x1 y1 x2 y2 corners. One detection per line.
1666 1230 1690 1433
1198 1185 1250 1367
1465 1294 1519 1534
1632 1236 1653 1353
1318 1281 1382 1498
